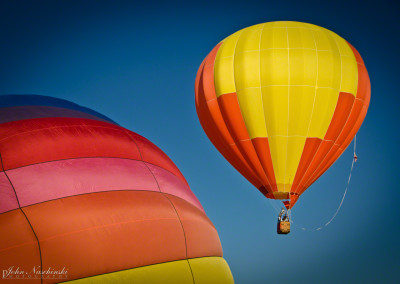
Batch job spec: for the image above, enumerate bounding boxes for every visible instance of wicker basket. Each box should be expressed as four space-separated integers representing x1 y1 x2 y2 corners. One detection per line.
277 221 291 234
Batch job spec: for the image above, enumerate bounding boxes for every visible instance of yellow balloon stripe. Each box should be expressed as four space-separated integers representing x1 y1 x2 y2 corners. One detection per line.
237 88 268 137
213 21 359 193
189 257 235 284
62 257 233 284
307 88 340 137
214 31 240 96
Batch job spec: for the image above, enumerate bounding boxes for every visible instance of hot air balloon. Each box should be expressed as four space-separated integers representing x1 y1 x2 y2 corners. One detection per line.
0 95 233 283
195 21 370 232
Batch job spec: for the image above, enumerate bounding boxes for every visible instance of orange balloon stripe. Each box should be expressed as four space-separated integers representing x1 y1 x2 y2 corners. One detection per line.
324 93 356 141
348 44 370 102
204 99 262 189
195 45 265 191
0 210 40 282
291 138 322 193
292 140 333 194
202 47 221 102
195 60 232 153
229 143 265 192
303 144 341 193
217 93 273 191
341 103 370 153
167 195 222 259
14 191 221 283
195 54 239 153
334 100 364 146
237 140 272 194
217 93 251 141
251 137 278 192
288 194 299 208
25 192 184 282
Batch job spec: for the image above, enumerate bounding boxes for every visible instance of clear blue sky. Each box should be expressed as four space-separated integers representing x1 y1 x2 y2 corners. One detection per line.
1 1 399 283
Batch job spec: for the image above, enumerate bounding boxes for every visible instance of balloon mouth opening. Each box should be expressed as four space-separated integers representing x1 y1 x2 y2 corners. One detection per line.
272 192 290 200
264 191 300 208
265 191 290 200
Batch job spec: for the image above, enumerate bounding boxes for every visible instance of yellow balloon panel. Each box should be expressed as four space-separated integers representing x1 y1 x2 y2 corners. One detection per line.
316 50 341 91
63 259 192 283
288 49 317 86
262 85 289 137
340 53 358 94
234 50 260 90
268 136 288 188
288 86 315 136
260 26 288 49
63 257 233 284
285 136 307 185
214 56 236 96
235 28 261 53
286 27 315 49
214 32 240 96
313 28 337 50
237 88 268 138
307 87 340 138
260 48 289 86
189 257 234 284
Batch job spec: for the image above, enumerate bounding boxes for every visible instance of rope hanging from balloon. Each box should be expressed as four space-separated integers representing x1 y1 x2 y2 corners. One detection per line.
291 135 358 231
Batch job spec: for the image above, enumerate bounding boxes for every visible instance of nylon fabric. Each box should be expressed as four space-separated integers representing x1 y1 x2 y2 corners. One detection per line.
17 191 221 282
61 257 233 284
0 95 233 283
2 158 203 212
195 21 370 207
0 117 188 187
0 94 116 124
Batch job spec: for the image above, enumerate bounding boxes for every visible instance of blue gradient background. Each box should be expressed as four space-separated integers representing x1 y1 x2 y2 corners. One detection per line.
0 1 398 283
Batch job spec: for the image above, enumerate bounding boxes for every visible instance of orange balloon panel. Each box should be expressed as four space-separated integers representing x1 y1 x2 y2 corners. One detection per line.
195 22 370 208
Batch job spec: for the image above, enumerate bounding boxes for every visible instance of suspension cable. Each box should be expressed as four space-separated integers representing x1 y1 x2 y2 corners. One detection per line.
267 198 280 214
291 135 357 231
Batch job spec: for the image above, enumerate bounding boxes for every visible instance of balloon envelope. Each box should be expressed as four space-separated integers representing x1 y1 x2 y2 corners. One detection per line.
195 22 370 208
0 95 233 283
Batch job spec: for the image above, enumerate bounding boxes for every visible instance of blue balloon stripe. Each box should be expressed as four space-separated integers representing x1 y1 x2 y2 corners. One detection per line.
0 105 114 124
0 95 117 124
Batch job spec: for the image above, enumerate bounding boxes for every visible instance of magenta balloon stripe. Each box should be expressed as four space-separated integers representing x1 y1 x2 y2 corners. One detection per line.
0 158 203 213
0 172 19 213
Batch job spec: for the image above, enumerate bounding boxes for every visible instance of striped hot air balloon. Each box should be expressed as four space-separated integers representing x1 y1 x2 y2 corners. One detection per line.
0 95 233 283
195 21 370 209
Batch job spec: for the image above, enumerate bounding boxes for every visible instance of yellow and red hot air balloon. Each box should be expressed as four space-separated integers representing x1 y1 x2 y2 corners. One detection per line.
195 22 370 217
